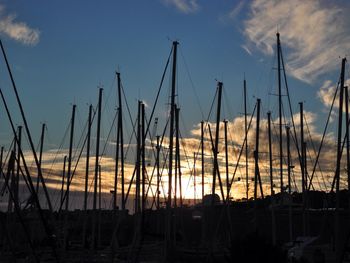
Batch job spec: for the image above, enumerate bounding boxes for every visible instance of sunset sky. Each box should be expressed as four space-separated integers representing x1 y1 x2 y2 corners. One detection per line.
0 0 350 209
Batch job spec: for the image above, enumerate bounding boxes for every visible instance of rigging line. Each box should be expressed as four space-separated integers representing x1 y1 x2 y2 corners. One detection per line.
227 102 257 199
308 78 340 191
0 138 15 195
98 109 119 163
123 116 137 160
121 82 136 136
226 120 247 195
179 46 205 120
58 105 99 211
280 45 303 184
304 113 328 191
305 142 323 191
145 46 173 136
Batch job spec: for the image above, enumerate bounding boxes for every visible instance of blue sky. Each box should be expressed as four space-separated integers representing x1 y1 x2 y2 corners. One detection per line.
0 0 350 207
0 0 349 151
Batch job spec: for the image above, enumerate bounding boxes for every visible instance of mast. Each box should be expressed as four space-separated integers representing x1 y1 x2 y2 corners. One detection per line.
0 40 53 211
15 126 22 210
36 123 45 194
156 135 160 209
167 41 178 210
175 106 182 207
299 102 305 195
92 87 103 250
60 156 67 205
346 86 350 194
267 112 274 196
84 104 92 211
135 101 141 214
224 120 229 199
277 32 284 193
201 121 204 200
193 152 196 204
166 40 178 259
254 99 263 200
141 102 146 212
212 81 223 204
116 72 125 210
244 78 249 199
335 58 346 262
65 104 76 211
286 125 293 242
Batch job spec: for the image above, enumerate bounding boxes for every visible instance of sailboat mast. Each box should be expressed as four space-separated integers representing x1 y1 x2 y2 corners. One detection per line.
244 78 249 199
224 120 229 199
345 86 350 192
201 121 204 200
277 32 284 193
167 41 178 210
212 82 223 203
135 101 141 213
92 87 103 250
36 123 45 193
117 72 125 210
60 156 67 205
15 126 22 210
254 99 261 201
66 104 76 211
84 104 92 211
335 58 346 262
141 102 146 212
267 112 274 196
156 135 160 209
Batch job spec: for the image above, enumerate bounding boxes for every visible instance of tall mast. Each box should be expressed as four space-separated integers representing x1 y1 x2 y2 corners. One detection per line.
201 121 204 200
135 101 141 213
116 72 125 210
60 156 67 205
277 32 284 193
300 102 307 237
156 135 160 210
267 112 274 196
36 123 45 194
224 120 229 199
212 82 223 204
244 78 249 199
193 152 196 204
15 126 22 210
84 105 92 211
92 87 103 250
167 41 178 210
345 86 350 193
175 106 182 207
254 99 263 200
286 126 291 194
66 104 76 211
335 58 346 262
166 40 178 259
299 102 305 194
286 125 293 242
141 102 146 212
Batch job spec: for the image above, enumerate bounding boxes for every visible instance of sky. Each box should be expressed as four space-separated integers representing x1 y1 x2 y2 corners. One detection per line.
0 0 350 210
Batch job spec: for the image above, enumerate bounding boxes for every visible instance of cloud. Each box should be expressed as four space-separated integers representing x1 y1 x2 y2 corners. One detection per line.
220 1 245 23
243 0 350 83
0 5 40 45
162 0 199 14
318 78 350 109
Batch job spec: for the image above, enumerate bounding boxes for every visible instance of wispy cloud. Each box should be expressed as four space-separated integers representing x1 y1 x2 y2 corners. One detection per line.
162 0 199 14
0 5 40 45
219 1 245 24
243 0 350 83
